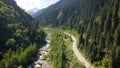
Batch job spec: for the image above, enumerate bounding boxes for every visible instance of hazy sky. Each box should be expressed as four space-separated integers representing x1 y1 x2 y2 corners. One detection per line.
15 0 59 11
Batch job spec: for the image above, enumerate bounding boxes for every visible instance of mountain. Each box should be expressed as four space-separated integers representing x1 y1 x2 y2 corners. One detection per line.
34 0 77 18
27 8 39 17
34 0 120 68
34 0 107 27
0 0 46 68
0 0 38 45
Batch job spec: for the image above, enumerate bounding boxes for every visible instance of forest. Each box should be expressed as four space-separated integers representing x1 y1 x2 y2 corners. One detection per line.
0 0 120 68
0 0 46 67
35 0 120 68
77 0 120 67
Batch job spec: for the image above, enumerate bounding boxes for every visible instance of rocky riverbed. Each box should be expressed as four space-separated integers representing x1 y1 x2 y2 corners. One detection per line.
28 34 51 68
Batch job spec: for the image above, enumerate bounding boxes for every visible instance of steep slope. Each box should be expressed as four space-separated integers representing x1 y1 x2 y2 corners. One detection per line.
34 0 76 18
0 0 46 68
0 0 35 27
34 0 107 28
0 0 35 47
77 0 120 67
35 0 120 68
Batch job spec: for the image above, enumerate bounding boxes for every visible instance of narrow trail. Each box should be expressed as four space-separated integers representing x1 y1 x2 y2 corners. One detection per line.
28 34 51 68
65 33 93 68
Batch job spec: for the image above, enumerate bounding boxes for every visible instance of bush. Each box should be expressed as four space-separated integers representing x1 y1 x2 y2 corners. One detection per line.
6 38 16 47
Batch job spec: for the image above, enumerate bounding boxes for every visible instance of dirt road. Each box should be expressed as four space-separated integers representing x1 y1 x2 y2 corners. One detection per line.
65 33 93 68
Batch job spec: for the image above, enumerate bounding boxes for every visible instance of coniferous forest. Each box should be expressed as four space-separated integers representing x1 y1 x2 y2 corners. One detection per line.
34 0 120 68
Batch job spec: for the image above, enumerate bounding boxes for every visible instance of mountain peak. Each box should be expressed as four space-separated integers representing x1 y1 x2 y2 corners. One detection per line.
27 8 40 16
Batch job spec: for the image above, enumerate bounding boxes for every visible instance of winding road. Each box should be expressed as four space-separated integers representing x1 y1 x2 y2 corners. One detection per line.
65 33 93 68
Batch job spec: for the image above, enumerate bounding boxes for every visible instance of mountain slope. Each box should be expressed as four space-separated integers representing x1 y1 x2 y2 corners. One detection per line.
34 0 76 18
0 0 36 46
34 0 120 68
34 0 107 28
77 0 120 67
0 0 46 68
0 0 35 27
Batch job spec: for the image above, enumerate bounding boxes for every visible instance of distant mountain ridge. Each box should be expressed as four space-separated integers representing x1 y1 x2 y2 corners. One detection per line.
34 0 107 27
33 0 77 18
27 8 40 17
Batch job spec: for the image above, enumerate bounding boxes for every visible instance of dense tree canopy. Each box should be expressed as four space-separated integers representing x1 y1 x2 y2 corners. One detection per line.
35 0 120 67
0 0 46 67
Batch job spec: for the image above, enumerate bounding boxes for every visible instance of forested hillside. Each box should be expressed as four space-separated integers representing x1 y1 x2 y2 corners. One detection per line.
35 0 120 68
0 0 46 67
0 0 36 28
34 0 107 28
78 0 120 67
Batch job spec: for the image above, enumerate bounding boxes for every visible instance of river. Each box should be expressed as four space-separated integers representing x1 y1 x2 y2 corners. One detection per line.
28 34 51 68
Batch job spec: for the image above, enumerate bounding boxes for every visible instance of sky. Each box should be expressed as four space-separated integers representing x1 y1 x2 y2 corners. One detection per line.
15 0 59 11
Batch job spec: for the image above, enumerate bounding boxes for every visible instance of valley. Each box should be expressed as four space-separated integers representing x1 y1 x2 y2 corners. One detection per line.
0 0 120 68
48 29 85 68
